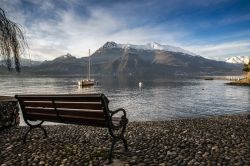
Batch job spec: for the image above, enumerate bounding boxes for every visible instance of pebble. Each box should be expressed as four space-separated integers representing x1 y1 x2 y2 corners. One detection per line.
0 115 249 165
39 161 45 165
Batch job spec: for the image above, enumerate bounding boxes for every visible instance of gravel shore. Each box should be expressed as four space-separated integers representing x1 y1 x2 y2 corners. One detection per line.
0 114 249 166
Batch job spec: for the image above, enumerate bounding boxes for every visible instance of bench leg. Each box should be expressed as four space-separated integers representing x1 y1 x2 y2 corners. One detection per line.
39 126 48 138
107 139 116 164
23 127 32 143
122 136 128 152
23 120 47 143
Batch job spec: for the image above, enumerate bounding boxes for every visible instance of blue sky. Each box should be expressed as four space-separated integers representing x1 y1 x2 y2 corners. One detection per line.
1 0 250 60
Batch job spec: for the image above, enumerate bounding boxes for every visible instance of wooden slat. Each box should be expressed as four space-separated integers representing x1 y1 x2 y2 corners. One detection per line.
24 101 54 108
18 97 101 102
60 115 107 127
25 107 104 118
55 102 102 110
25 108 57 115
23 101 102 110
16 94 103 97
58 109 105 118
15 94 103 102
26 113 59 121
26 109 105 120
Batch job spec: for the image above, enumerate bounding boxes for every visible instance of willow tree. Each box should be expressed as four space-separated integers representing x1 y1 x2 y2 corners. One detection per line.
243 61 250 80
243 61 250 72
0 8 26 72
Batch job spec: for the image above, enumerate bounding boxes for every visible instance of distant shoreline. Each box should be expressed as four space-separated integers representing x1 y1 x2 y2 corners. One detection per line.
226 82 250 86
0 73 245 79
225 76 250 86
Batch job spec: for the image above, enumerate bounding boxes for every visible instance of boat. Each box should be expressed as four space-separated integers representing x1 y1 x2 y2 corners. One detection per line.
78 79 95 86
204 78 214 80
78 49 95 87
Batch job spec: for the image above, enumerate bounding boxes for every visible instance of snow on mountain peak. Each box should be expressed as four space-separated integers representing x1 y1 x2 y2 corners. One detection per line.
101 41 197 56
226 56 250 64
54 53 75 61
147 42 197 56
102 41 117 49
147 42 162 49
63 53 73 58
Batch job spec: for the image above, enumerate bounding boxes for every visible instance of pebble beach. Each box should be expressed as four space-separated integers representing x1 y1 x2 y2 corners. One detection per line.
0 114 249 166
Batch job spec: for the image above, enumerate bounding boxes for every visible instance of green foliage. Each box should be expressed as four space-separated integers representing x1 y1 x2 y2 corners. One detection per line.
0 8 27 72
243 62 250 72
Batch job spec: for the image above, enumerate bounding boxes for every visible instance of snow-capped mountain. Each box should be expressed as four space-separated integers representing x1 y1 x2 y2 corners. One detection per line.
57 53 74 59
102 41 197 56
226 56 250 64
89 41 242 76
9 42 240 76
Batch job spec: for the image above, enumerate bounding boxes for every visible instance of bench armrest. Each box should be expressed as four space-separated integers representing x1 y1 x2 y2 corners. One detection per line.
110 108 127 117
109 108 128 129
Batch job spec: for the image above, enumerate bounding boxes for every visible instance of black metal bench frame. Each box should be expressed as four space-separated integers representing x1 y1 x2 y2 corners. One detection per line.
15 93 128 164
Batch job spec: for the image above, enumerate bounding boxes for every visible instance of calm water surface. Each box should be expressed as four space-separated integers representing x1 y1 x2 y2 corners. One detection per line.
0 75 249 125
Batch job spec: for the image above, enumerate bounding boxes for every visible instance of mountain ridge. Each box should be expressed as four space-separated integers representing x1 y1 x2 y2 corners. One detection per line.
89 41 241 77
1 41 242 77
101 41 197 56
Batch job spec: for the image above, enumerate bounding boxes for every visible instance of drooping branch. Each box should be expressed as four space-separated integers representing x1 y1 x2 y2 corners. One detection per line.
0 8 27 72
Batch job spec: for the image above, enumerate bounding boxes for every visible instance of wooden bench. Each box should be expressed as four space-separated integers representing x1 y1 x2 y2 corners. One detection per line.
15 93 128 163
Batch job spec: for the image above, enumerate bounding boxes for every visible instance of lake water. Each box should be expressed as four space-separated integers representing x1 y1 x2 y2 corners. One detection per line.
0 75 249 125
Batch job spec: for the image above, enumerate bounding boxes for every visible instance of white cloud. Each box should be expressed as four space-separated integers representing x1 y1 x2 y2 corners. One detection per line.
186 40 250 60
2 0 250 61
16 6 189 60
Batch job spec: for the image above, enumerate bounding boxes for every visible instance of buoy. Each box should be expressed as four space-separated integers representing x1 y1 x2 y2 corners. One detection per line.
139 81 143 87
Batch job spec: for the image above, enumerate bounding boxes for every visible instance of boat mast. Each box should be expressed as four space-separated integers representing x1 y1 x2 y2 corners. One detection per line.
88 49 90 80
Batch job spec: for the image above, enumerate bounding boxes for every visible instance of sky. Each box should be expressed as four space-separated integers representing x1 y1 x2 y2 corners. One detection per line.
1 0 250 61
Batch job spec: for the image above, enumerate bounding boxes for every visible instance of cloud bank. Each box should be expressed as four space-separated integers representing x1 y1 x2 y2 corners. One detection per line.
1 0 250 61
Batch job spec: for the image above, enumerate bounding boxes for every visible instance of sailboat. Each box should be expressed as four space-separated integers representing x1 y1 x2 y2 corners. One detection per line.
78 49 95 87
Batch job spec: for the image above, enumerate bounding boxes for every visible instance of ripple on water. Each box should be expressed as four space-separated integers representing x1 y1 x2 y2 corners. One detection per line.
0 76 249 125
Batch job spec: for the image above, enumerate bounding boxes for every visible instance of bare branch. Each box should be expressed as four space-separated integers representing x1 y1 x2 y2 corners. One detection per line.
0 8 27 72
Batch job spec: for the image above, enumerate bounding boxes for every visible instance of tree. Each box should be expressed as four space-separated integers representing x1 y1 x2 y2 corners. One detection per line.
243 61 250 72
0 8 26 72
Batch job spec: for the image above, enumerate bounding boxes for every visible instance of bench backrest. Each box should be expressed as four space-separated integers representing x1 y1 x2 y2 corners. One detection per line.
15 93 111 127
